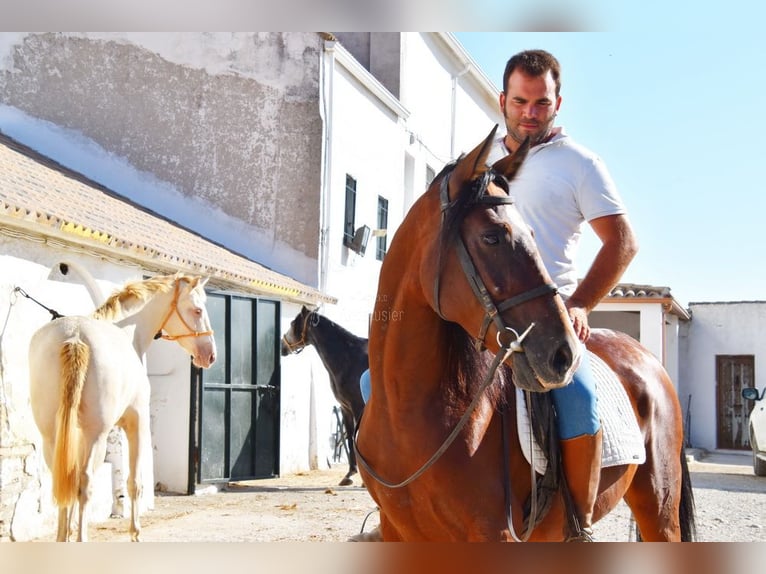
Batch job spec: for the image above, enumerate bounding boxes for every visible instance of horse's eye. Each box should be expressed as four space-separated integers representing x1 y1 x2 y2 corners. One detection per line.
194 307 203 316
482 234 500 246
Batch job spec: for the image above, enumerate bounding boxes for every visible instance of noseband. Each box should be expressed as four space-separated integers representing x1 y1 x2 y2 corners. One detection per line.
281 310 315 354
434 171 557 351
157 279 214 341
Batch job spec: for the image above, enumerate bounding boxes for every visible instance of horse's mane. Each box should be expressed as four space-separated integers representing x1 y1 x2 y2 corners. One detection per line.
442 322 509 410
315 313 367 348
91 273 186 321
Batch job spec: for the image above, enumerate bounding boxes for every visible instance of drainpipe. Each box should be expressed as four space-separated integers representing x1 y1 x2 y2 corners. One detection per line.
318 36 335 294
450 64 470 160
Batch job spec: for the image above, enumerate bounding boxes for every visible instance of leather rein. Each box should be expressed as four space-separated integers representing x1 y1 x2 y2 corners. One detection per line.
355 169 558 541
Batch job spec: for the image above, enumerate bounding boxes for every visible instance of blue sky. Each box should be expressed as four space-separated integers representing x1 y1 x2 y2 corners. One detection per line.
454 25 766 307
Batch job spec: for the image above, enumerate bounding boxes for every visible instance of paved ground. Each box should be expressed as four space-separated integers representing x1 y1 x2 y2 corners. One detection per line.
30 449 765 542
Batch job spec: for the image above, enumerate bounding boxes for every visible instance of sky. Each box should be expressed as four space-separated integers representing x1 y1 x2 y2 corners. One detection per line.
454 21 766 307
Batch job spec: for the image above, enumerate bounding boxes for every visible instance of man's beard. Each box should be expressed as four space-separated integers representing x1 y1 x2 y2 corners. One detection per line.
506 115 556 147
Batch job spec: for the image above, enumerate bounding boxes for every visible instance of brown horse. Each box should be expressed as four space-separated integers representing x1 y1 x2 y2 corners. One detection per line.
355 127 695 541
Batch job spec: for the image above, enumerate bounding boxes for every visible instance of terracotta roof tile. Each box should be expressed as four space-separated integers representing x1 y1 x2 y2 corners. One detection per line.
0 132 335 305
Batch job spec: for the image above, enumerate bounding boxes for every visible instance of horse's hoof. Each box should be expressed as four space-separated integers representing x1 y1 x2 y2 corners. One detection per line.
339 477 354 486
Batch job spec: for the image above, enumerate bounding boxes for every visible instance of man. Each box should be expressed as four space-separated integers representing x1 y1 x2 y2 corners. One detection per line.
487 49 639 541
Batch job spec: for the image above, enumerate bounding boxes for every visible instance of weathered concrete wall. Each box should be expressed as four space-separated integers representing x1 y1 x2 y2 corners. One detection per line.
0 32 323 282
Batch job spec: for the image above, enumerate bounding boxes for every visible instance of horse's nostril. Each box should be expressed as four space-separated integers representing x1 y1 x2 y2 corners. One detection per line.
551 342 574 376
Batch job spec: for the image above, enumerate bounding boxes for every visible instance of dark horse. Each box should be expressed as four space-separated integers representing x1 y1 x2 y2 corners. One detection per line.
281 306 368 486
354 127 695 541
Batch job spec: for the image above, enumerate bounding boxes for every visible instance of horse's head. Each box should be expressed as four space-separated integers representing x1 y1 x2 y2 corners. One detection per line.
427 126 580 391
281 305 316 356
160 276 217 369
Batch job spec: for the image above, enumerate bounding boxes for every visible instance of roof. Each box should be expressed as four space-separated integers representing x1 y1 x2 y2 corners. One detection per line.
600 282 690 320
0 131 336 305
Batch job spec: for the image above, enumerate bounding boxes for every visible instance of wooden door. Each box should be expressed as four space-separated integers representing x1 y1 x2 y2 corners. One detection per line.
716 355 754 450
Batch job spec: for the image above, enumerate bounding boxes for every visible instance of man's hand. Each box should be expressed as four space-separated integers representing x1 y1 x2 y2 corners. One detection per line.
566 303 590 342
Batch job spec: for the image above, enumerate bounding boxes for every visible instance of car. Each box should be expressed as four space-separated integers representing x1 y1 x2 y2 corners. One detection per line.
742 387 766 476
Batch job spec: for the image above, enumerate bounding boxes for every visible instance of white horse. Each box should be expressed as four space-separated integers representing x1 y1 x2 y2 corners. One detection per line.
29 273 217 541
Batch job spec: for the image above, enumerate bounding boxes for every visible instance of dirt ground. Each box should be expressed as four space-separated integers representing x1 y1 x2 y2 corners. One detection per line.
32 451 766 542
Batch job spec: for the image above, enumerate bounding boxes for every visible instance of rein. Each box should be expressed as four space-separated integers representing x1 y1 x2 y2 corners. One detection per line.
156 279 214 341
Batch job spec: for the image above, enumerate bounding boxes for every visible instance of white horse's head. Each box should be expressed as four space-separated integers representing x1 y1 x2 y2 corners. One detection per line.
161 276 217 369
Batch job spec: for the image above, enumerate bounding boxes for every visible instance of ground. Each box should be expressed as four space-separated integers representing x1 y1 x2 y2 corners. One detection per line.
30 451 765 542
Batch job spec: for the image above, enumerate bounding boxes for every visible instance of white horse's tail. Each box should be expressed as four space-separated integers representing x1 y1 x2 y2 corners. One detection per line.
52 338 90 507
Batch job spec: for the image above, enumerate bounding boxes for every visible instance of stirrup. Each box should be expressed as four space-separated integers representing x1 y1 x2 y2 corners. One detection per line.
565 527 594 542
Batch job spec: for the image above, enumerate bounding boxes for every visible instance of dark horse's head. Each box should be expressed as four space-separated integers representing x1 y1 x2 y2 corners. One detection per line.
280 305 318 356
427 126 580 392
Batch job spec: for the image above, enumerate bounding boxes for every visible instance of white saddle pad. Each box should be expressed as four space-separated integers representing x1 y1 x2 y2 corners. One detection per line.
516 351 646 475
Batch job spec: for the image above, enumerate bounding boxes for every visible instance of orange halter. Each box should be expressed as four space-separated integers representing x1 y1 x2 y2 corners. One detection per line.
157 279 214 341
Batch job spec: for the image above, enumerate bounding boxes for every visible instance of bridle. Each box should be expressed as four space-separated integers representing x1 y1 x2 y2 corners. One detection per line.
434 170 557 351
156 278 214 341
355 168 559 541
281 309 316 354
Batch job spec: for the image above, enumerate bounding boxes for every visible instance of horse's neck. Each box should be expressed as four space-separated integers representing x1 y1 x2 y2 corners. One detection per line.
116 291 172 356
372 301 448 405
307 318 359 373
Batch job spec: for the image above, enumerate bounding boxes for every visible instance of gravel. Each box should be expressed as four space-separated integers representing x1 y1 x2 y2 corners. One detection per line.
31 450 764 542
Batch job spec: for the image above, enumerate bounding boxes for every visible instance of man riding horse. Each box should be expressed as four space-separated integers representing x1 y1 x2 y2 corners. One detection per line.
486 49 639 540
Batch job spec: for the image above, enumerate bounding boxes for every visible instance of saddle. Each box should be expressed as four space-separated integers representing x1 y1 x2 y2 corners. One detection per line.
517 350 646 475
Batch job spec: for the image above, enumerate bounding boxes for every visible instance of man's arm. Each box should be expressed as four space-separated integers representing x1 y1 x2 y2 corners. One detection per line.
566 213 639 341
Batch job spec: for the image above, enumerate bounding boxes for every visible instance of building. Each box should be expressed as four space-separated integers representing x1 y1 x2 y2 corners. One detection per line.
0 32 504 540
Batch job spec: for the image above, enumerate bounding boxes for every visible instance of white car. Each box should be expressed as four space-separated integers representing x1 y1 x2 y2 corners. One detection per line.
742 387 766 476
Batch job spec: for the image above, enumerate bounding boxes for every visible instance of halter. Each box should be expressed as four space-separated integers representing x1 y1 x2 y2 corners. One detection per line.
281 309 316 354
157 278 214 341
434 171 557 350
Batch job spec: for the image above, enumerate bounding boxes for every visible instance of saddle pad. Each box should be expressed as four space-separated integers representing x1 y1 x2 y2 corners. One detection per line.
516 351 646 475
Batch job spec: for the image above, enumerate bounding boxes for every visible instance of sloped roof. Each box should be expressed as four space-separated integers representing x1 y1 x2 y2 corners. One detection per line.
601 282 689 320
0 132 336 305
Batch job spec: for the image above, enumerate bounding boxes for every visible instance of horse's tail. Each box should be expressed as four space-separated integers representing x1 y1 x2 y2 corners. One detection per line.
52 338 90 507
678 450 697 542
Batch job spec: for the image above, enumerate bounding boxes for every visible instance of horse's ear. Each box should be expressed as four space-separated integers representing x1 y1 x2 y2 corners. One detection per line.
491 136 530 182
199 276 210 289
448 125 497 201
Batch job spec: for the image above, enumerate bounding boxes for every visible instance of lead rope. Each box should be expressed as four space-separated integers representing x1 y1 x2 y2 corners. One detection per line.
12 287 63 320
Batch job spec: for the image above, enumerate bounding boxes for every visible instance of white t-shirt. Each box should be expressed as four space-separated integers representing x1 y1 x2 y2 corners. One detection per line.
487 128 626 297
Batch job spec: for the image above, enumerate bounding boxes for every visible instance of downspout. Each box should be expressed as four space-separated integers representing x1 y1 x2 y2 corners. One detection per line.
450 64 471 159
318 35 336 294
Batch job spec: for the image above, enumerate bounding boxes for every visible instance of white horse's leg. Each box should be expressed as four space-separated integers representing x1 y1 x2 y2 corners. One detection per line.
77 436 108 542
123 413 147 542
56 506 70 541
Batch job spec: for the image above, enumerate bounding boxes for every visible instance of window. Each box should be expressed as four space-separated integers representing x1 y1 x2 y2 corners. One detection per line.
426 164 436 187
376 195 389 261
343 174 357 247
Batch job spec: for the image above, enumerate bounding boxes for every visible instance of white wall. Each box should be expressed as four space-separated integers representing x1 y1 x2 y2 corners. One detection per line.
680 302 766 450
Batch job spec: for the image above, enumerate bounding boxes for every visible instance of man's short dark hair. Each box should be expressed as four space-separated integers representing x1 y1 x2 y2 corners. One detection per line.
502 49 561 97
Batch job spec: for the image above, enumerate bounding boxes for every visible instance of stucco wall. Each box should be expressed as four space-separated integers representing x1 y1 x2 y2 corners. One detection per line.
680 302 766 450
0 32 324 286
